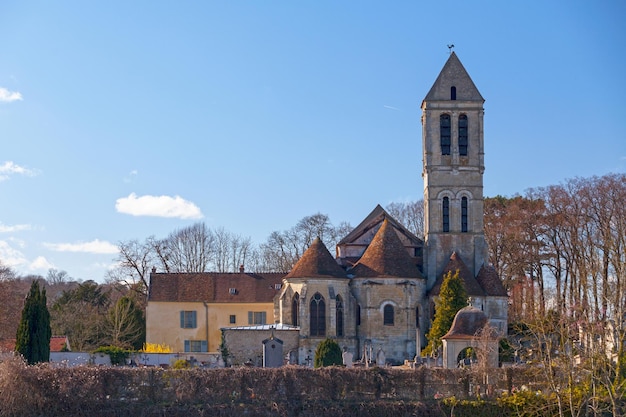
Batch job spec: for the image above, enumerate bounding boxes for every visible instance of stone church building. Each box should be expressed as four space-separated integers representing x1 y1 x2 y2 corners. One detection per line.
269 52 508 365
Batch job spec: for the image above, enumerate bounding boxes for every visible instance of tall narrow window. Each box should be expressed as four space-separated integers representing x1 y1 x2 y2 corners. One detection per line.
442 197 450 233
461 197 468 233
356 304 361 326
415 307 420 328
440 114 451 155
336 295 344 337
451 86 457 100
458 114 468 156
383 304 394 326
310 293 326 337
292 293 299 326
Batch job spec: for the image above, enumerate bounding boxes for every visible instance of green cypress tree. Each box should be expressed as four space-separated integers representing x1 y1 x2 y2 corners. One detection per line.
16 280 52 364
424 270 467 356
314 338 342 368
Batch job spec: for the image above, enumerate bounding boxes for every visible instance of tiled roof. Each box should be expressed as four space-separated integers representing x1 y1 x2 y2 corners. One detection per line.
0 336 69 352
476 264 507 296
338 204 423 246
148 272 285 303
442 306 488 339
429 252 484 296
284 237 348 279
350 219 423 278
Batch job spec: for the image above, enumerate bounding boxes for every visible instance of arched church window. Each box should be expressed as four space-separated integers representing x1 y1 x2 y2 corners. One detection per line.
451 86 456 100
458 114 468 156
310 293 326 337
415 306 420 328
440 114 451 155
336 295 344 337
356 304 361 326
383 304 394 326
292 293 299 326
461 197 468 233
442 197 450 233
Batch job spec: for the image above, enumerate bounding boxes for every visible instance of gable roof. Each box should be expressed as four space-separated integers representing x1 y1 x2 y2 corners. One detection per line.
475 264 507 296
284 237 348 279
148 272 285 303
350 219 423 278
423 52 484 102
338 204 422 246
429 252 484 296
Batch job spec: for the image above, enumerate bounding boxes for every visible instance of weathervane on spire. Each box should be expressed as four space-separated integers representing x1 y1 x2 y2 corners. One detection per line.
447 44 455 54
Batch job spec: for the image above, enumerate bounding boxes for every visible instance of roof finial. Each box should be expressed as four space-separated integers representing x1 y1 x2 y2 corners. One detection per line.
447 44 455 54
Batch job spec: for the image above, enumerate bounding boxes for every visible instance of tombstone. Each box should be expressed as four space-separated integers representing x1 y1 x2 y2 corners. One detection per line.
342 349 354 368
262 335 283 368
376 348 386 367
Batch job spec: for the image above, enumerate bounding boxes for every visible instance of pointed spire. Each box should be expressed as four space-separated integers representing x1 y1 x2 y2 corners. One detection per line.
350 219 423 278
285 237 348 279
424 52 483 102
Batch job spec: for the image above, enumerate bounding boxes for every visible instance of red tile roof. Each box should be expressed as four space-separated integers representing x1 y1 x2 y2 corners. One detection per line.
148 272 285 303
284 237 348 279
475 264 507 296
0 336 70 352
350 219 423 279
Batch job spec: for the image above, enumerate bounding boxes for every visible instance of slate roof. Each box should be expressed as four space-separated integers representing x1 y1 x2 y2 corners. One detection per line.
429 252 485 296
350 219 423 279
148 272 285 303
476 264 508 296
423 51 484 102
284 237 348 279
442 306 488 339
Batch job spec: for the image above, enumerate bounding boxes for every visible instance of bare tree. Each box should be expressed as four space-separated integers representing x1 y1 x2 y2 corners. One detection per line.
386 200 425 239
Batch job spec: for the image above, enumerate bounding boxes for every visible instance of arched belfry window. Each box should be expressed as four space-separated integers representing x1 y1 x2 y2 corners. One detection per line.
383 304 394 326
458 114 468 156
461 197 469 233
291 293 299 326
440 114 451 155
451 86 457 100
310 293 326 337
442 197 450 233
336 295 344 337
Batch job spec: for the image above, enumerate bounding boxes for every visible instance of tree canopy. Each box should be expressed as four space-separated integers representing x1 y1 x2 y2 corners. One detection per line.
16 280 52 364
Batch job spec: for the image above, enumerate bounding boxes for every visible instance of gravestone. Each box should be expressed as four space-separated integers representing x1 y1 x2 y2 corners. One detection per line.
262 335 283 368
342 350 354 368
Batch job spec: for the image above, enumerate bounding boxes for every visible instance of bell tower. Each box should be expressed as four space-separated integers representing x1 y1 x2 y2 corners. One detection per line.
421 52 489 289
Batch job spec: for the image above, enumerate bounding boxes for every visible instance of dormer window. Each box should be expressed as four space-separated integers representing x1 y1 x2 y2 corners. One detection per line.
229 288 237 295
440 114 451 155
451 86 456 100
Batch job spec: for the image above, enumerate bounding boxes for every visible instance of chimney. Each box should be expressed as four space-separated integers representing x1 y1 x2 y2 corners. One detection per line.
239 264 244 273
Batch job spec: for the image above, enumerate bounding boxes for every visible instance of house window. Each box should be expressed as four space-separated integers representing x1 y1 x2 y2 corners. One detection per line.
310 292 326 337
442 197 450 233
248 311 266 325
458 114 468 156
180 311 197 329
461 197 468 233
336 295 344 337
274 283 282 290
229 288 237 295
184 340 208 352
292 293 299 326
229 315 236 324
383 304 394 326
440 114 451 155
451 86 456 100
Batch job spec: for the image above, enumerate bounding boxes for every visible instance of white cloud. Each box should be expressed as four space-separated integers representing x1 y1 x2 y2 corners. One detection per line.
0 223 32 233
115 192 203 219
0 240 27 267
29 256 55 271
0 161 39 182
0 87 23 103
44 239 119 254
123 169 138 183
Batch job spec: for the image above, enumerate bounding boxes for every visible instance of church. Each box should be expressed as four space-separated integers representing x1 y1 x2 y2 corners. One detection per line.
146 52 508 366
270 51 508 364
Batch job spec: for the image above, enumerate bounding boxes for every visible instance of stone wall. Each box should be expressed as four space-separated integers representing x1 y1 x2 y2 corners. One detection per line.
222 327 300 366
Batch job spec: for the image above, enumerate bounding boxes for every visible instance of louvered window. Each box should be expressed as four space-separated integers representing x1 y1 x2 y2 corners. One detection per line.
458 114 468 156
440 114 451 155
461 197 468 232
180 311 197 328
442 197 450 233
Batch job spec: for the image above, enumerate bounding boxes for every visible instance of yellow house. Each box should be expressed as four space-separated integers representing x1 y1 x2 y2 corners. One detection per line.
146 268 285 353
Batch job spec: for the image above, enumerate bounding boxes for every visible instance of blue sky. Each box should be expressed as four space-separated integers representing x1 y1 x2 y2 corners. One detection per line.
1 1 625 281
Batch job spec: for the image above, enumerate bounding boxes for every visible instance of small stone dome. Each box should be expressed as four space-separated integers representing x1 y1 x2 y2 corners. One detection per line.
442 306 488 339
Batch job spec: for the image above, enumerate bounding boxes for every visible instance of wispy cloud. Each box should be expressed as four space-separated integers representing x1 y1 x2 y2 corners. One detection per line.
44 239 119 254
0 223 32 233
383 105 401 111
0 161 39 182
0 87 23 103
123 169 138 183
0 240 27 267
116 192 203 219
